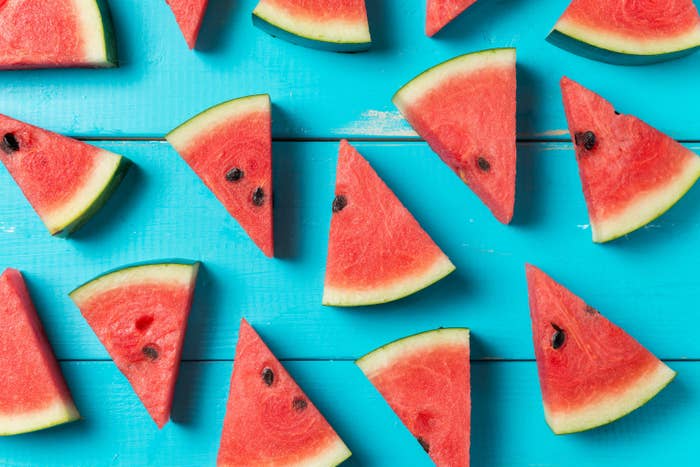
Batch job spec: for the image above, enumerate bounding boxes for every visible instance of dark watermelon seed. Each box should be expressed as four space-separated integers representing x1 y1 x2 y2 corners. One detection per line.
1 133 19 154
225 167 244 182
417 437 430 453
332 195 347 213
614 110 620 115
476 156 491 172
252 187 265 206
551 323 565 350
585 305 598 314
574 131 596 151
142 345 159 360
261 367 274 386
292 397 308 412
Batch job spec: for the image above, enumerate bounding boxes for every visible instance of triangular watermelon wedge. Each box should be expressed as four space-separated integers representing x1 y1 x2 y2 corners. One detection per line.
217 319 352 466
560 77 700 242
165 0 209 49
69 261 199 428
0 114 131 236
323 140 455 307
526 264 676 434
426 0 477 37
356 328 470 467
166 95 274 257
0 269 80 435
393 48 517 224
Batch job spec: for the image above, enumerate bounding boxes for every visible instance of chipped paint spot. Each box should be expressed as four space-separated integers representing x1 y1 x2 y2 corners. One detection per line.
0 224 16 233
577 224 590 230
335 110 418 137
531 129 570 137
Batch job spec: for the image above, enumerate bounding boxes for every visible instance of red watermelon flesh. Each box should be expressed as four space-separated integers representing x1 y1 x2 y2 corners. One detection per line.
166 0 209 49
166 95 273 257
0 269 80 435
426 0 477 37
526 264 676 434
393 48 517 224
560 77 700 242
0 0 116 69
69 262 199 428
356 328 470 466
322 140 455 307
217 319 351 466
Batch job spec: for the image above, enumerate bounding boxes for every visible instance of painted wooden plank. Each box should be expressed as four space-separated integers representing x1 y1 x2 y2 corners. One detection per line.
2 0 700 139
1 141 698 361
0 360 695 466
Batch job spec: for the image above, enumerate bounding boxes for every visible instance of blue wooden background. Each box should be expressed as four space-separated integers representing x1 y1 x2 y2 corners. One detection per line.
1 0 699 465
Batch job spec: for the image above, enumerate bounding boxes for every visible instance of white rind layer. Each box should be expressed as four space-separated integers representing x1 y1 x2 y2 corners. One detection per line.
0 398 80 436
76 0 112 65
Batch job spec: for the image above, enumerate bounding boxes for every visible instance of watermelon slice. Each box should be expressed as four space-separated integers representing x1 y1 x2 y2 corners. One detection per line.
165 0 209 49
356 328 470 467
393 48 517 224
526 264 676 434
0 0 117 69
560 77 700 242
0 114 131 236
323 140 455 307
69 261 199 428
0 269 80 435
548 0 700 65
426 0 477 37
252 0 371 52
217 318 352 466
166 95 274 257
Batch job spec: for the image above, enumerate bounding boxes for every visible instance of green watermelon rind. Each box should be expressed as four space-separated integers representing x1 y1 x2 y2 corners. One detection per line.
94 0 118 66
251 4 371 52
546 362 676 435
0 398 80 436
72 0 118 68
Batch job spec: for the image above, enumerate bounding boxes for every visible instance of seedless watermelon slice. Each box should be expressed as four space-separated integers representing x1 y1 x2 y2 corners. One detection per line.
217 319 352 466
69 261 199 428
0 269 80 435
252 0 371 52
0 114 131 236
356 328 470 466
166 95 273 257
548 0 700 64
393 48 517 224
526 264 676 434
323 140 455 307
0 0 117 69
560 77 700 242
166 0 209 49
426 0 477 37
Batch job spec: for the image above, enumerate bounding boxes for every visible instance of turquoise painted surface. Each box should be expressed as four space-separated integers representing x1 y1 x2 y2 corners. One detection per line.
1 0 700 465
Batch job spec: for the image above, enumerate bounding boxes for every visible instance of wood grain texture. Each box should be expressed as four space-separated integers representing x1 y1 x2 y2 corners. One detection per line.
1 0 700 139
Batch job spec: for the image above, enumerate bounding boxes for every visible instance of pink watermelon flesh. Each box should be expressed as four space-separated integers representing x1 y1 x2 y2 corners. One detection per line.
323 140 454 306
0 269 79 435
426 0 477 36
526 264 676 434
393 48 517 224
560 77 700 242
217 319 351 466
70 263 199 428
256 0 367 22
166 0 209 49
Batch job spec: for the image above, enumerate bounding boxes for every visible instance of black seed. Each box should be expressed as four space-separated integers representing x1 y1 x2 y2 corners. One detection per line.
417 437 430 453
252 187 265 206
261 367 274 386
574 131 596 151
142 345 159 360
614 110 621 115
332 195 347 213
1 133 19 154
585 305 598 314
476 156 491 172
551 323 565 350
292 397 307 412
225 167 244 182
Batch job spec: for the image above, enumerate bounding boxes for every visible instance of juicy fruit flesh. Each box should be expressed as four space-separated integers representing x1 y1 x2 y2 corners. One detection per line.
526 264 675 433
256 0 367 23
426 0 477 37
166 0 209 49
217 319 351 466
0 269 79 435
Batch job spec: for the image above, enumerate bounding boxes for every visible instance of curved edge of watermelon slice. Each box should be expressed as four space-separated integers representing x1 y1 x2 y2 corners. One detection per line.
251 2 371 52
547 19 700 65
547 361 676 435
70 0 118 68
322 254 455 307
0 398 80 437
